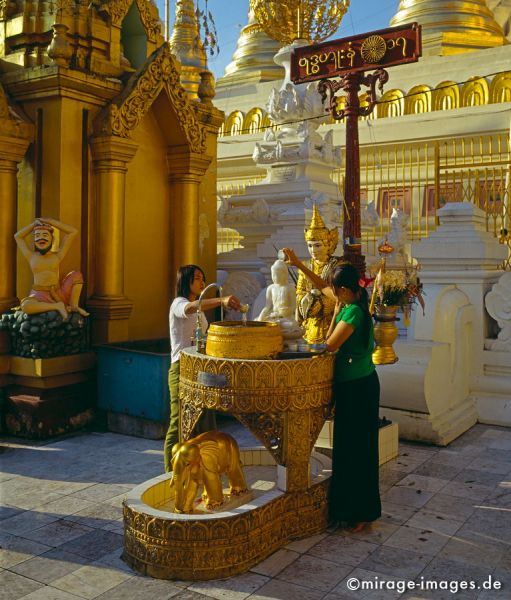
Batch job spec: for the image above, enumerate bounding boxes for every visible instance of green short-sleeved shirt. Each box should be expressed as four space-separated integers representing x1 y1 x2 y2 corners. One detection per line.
334 304 375 383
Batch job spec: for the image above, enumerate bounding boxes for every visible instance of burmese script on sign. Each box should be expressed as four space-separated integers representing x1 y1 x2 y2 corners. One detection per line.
291 23 421 84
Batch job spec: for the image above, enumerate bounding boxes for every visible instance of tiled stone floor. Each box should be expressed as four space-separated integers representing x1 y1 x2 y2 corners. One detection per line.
1 421 510 599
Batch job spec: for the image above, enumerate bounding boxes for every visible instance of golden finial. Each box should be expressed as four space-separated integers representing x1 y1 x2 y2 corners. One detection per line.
252 0 350 45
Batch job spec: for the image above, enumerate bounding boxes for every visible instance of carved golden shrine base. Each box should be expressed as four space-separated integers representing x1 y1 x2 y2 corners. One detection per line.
123 349 335 579
123 449 331 580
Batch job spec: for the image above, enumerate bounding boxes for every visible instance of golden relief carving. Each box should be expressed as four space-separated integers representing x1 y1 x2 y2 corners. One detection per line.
98 0 162 42
489 72 511 103
404 85 432 115
360 35 387 63
432 81 460 111
377 89 404 119
94 43 206 152
461 77 489 107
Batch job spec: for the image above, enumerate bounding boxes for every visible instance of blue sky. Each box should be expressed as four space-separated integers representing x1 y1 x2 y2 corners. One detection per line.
156 1 400 79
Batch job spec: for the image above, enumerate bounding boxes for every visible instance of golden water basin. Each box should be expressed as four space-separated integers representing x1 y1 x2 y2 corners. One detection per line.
205 320 283 359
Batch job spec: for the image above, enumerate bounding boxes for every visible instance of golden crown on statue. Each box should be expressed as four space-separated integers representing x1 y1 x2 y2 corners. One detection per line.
252 0 350 45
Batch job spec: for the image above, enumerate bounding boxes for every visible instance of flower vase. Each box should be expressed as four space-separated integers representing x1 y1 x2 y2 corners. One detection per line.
47 23 72 67
372 305 399 365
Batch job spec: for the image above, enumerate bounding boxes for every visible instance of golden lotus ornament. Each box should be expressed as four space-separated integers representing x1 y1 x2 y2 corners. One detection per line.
372 305 399 365
205 320 283 359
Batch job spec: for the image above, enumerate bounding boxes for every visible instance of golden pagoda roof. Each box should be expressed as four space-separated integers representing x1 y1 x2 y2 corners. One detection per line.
217 0 284 88
391 0 507 55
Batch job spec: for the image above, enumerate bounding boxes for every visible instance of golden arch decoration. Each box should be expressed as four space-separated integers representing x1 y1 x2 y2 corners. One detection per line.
260 113 274 133
404 85 431 115
225 110 244 136
461 77 489 108
489 72 511 104
376 89 404 119
97 0 162 42
93 43 206 152
432 81 459 112
243 108 265 134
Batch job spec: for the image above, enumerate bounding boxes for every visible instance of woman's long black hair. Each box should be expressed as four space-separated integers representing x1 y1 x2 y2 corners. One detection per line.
176 264 205 298
329 264 372 348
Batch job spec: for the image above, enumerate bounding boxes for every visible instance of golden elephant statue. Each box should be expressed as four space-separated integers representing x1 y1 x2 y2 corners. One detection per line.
170 431 248 513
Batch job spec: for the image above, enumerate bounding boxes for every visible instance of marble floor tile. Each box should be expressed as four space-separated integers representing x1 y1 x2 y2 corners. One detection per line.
358 545 433 579
57 529 123 561
383 524 451 556
378 468 409 488
187 572 269 600
484 485 511 508
0 532 51 569
0 570 44 600
440 480 493 502
467 458 511 475
0 510 60 536
0 505 23 523
284 533 327 553
412 460 463 481
276 554 352 593
51 562 133 599
249 548 299 577
2 490 65 511
70 483 133 503
23 519 94 547
389 456 428 474
405 509 464 536
395 474 449 494
9 548 91 584
455 468 507 488
94 575 182 599
64 503 123 529
171 591 213 600
34 495 97 517
249 578 325 600
461 509 511 546
12 587 85 600
421 492 477 521
307 533 379 567
381 486 434 509
439 530 505 570
380 501 417 527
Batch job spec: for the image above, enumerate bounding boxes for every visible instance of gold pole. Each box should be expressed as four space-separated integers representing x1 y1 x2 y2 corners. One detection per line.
0 138 32 314
88 136 138 343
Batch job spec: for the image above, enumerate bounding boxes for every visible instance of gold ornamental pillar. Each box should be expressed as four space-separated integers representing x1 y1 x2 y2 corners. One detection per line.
0 136 32 366
167 149 212 288
88 136 138 344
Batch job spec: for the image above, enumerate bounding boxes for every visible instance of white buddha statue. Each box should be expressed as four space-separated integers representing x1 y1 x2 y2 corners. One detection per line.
256 259 303 347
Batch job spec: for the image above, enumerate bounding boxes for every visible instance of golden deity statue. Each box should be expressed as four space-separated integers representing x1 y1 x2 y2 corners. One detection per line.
296 206 345 344
15 218 89 321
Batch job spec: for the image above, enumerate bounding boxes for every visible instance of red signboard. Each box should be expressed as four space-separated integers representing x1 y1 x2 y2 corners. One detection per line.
291 23 421 85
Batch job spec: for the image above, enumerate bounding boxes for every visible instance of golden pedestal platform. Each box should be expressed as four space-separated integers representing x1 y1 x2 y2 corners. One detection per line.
123 348 335 580
123 447 331 580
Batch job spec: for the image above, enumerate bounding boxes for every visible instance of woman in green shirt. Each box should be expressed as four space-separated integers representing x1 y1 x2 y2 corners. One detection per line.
282 250 381 532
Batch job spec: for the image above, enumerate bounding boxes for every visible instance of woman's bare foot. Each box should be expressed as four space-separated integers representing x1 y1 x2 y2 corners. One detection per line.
347 521 368 533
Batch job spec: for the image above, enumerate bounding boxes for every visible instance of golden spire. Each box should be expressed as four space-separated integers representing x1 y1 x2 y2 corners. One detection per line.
169 0 208 99
390 0 506 55
217 1 284 88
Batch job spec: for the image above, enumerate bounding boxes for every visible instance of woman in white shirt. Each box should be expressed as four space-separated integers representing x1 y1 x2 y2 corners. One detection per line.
164 264 241 472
